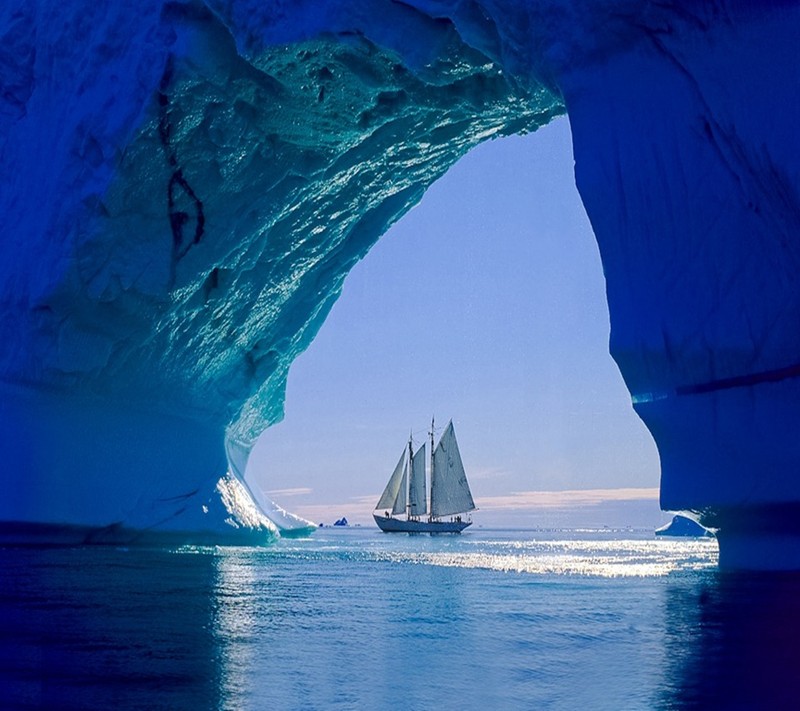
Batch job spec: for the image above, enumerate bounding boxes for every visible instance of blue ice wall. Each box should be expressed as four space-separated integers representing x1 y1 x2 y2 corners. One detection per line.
0 0 560 541
2 1 799 565
558 2 800 568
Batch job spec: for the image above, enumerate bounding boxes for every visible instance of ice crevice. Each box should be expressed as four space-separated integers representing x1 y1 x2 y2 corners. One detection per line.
2 0 800 567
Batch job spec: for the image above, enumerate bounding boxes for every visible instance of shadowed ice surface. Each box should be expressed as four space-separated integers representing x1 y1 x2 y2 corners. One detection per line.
1 529 798 710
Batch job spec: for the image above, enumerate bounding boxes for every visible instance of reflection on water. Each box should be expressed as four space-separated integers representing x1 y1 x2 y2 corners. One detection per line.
1 535 798 709
0 547 222 710
659 571 800 710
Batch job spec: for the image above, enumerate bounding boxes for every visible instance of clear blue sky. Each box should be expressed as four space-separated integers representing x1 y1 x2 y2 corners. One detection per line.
249 117 663 527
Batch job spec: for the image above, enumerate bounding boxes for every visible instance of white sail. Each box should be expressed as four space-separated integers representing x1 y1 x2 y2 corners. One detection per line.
376 449 407 512
393 458 408 515
430 421 475 518
408 444 427 516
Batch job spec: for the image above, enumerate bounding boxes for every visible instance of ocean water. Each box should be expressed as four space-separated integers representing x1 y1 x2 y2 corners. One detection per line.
2 528 800 710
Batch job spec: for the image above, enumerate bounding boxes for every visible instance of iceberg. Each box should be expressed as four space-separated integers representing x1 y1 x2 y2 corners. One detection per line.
655 515 714 539
1 1 799 566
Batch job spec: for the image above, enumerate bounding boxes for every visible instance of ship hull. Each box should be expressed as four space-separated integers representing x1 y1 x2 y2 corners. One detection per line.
373 513 471 533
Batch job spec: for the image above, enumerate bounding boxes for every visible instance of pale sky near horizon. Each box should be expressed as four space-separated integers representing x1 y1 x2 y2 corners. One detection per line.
249 117 666 528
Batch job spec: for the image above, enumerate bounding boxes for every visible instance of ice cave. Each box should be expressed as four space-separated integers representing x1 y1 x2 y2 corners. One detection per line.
1 0 799 568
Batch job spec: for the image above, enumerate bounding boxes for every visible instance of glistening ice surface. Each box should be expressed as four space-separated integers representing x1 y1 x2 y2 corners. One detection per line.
0 0 559 540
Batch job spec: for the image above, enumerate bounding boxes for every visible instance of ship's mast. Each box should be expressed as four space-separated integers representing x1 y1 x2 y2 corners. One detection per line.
429 416 435 522
407 431 413 520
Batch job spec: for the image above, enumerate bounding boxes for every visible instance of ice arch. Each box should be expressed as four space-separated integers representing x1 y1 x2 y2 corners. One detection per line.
1 1 798 567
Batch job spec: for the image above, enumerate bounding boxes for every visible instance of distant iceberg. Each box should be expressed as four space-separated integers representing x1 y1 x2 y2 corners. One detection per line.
656 516 714 539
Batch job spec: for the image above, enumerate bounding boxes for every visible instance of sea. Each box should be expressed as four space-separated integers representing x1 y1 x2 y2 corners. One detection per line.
2 527 800 710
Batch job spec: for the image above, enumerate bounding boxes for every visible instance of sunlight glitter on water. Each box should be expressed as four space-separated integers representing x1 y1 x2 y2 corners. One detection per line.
382 538 718 577
396 550 715 577
260 530 719 578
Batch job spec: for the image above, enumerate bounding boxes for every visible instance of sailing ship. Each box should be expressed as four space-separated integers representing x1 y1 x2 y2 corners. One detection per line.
373 419 476 533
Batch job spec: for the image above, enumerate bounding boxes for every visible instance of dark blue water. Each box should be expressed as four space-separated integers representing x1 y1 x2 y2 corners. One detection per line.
2 529 799 710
